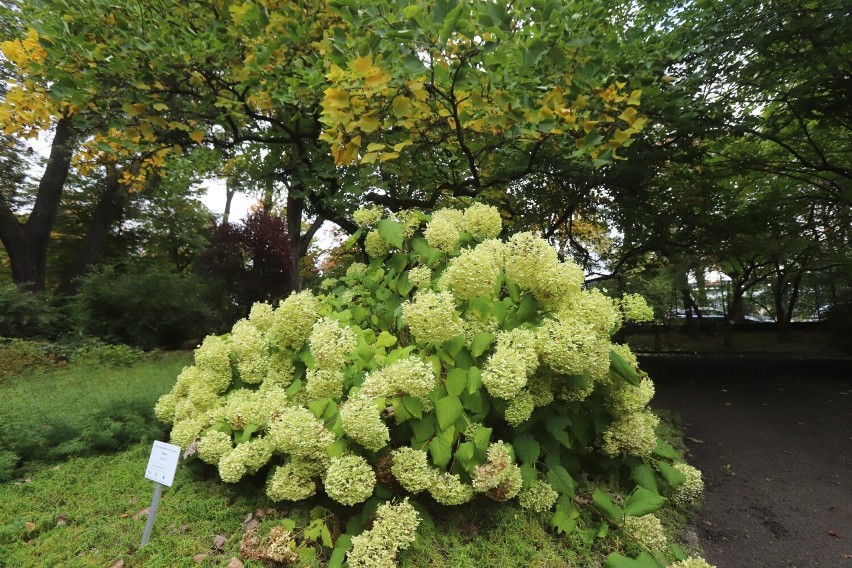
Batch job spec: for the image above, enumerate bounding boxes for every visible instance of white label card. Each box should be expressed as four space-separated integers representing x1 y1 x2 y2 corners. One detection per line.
144 441 181 487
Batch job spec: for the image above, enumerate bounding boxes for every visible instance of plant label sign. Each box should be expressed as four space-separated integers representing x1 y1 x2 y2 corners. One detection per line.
144 441 180 487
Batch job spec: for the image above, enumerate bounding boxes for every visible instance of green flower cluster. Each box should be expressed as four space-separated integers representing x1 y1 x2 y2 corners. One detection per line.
428 472 475 505
623 513 667 551
443 240 503 299
621 293 655 322
340 396 390 451
268 406 336 459
361 356 435 400
472 442 522 501
402 290 462 343
482 328 538 399
424 208 465 252
348 499 420 568
390 447 434 493
365 230 392 258
309 317 357 370
266 462 318 502
267 291 319 350
353 206 385 227
671 462 705 509
407 265 431 289
324 455 376 505
602 410 660 457
518 480 559 512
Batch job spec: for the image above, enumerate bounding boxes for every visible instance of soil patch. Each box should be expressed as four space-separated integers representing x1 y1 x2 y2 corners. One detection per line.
644 356 852 568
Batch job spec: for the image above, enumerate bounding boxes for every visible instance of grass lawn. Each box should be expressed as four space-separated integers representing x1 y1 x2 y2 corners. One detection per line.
0 354 704 567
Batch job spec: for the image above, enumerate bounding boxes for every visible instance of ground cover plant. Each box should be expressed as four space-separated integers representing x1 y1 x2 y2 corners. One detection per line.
0 350 192 481
156 205 711 567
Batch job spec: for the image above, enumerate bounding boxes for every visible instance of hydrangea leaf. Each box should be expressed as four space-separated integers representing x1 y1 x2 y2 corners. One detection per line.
623 486 668 517
545 465 575 497
657 461 687 489
445 368 467 397
630 463 660 494
470 332 496 358
592 490 624 524
512 433 540 464
609 348 641 386
428 436 452 467
377 219 405 249
435 395 463 431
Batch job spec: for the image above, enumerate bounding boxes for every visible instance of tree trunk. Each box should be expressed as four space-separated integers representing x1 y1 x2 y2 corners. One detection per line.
0 117 75 291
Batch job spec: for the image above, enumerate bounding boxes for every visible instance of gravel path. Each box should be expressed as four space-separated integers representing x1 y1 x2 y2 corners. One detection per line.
643 356 852 568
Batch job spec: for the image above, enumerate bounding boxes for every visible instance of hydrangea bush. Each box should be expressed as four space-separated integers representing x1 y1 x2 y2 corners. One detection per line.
156 204 708 567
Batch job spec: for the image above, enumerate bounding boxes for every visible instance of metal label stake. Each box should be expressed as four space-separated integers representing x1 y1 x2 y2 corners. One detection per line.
140 441 181 547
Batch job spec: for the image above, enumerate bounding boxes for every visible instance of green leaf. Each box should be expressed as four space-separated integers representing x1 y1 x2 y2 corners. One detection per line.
472 426 492 452
387 252 408 273
512 434 540 464
455 441 475 469
341 227 364 251
375 331 398 348
551 498 578 534
592 490 624 524
308 399 330 419
653 439 680 460
657 462 687 489
402 396 423 419
377 219 405 248
461 389 485 413
546 465 576 497
444 334 466 357
411 415 435 444
429 436 453 467
327 438 348 457
671 544 687 561
467 366 482 394
631 463 659 494
234 424 258 444
396 272 414 296
320 524 333 548
410 237 432 257
435 396 463 431
445 368 467 397
328 534 352 568
470 332 496 358
545 413 572 448
609 349 641 386
623 487 668 517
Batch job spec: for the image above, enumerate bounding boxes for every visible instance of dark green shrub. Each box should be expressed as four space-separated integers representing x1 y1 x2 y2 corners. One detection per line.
0 338 51 380
72 265 218 349
73 342 145 367
0 283 59 339
0 450 19 482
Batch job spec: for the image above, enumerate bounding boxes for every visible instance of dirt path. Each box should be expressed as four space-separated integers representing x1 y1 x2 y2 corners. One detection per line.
643 356 852 568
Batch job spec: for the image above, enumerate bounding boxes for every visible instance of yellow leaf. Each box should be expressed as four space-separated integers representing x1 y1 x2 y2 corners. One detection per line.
379 152 399 162
189 131 204 143
366 142 385 152
324 88 350 109
393 140 413 153
152 103 169 111
325 64 346 82
358 115 380 133
351 55 374 76
361 152 379 164
627 89 642 106
618 107 638 124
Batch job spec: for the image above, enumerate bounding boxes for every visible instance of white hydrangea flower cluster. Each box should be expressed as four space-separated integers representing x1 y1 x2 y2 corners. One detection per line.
503 232 584 304
424 208 464 252
472 442 519 497
428 472 475 505
670 462 704 509
609 378 655 415
621 293 655 323
218 438 273 482
669 557 716 568
309 317 357 370
193 336 233 392
324 455 376 505
463 203 502 240
561 289 622 336
231 319 268 384
265 526 300 564
340 396 390 451
360 356 435 400
518 480 559 512
267 291 320 350
536 315 609 377
365 230 392 258
346 262 368 277
305 368 346 401
266 462 318 501
402 290 462 343
602 411 660 457
197 430 233 465
623 514 667 551
504 390 535 426
353 206 385 227
482 328 539 399
443 239 503 299
407 265 431 289
268 406 336 459
390 447 435 494
347 499 420 568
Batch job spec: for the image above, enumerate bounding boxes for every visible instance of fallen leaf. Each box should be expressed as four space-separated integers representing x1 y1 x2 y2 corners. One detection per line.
226 558 244 568
179 524 190 534
685 436 704 444
119 514 130 519
108 560 124 568
244 518 259 532
183 439 198 459
255 507 276 518
828 530 841 539
192 553 209 563
133 508 150 521
56 515 68 526
24 522 36 532
213 534 227 550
